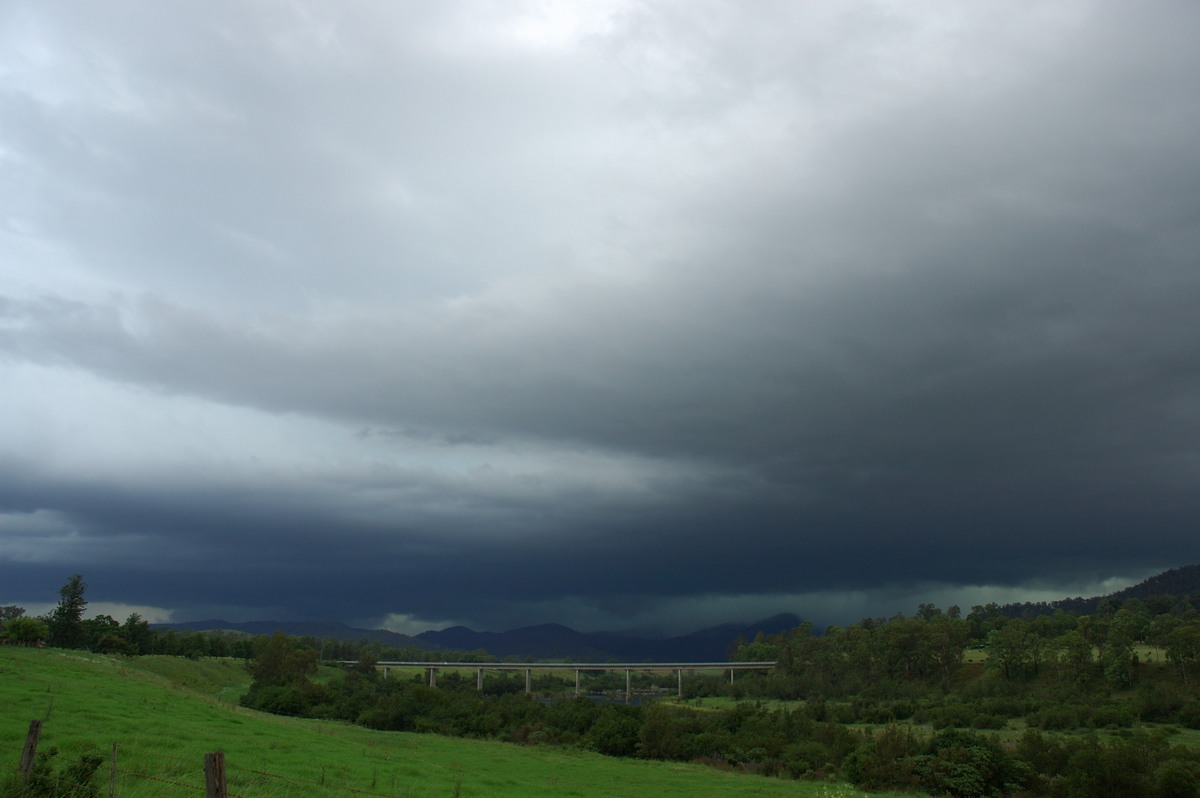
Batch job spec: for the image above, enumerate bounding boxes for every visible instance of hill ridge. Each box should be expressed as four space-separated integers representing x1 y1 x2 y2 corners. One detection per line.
997 563 1200 618
159 565 1200 658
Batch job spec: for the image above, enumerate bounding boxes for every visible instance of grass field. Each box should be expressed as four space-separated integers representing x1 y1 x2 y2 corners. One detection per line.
0 647 917 797
958 644 1168 666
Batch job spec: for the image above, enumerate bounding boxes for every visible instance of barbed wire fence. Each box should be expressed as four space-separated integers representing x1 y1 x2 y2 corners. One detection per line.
10 718 423 798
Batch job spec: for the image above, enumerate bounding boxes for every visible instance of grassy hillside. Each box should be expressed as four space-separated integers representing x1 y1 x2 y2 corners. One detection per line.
0 648 912 797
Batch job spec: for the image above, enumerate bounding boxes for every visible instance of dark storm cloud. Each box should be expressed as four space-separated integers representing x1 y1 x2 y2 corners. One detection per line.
3 1 1199 632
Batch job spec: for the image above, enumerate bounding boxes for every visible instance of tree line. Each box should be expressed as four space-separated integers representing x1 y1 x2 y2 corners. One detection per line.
0 574 481 662
729 599 1200 719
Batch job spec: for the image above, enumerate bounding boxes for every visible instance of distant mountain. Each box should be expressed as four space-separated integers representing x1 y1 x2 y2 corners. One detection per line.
686 613 805 641
152 619 434 651
417 623 614 660
416 613 805 661
149 568 1200 661
151 614 804 661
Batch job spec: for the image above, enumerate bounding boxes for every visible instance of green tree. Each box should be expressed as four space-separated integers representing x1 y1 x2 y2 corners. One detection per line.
0 605 26 642
247 632 318 690
1166 622 1200 687
47 574 88 649
986 619 1037 680
927 615 969 688
1101 607 1143 687
181 631 212 659
732 631 779 662
1053 630 1096 684
81 614 120 651
881 615 935 681
4 616 47 646
122 613 153 654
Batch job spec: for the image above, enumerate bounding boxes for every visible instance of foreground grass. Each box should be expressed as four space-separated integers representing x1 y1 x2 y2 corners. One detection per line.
1 648 913 798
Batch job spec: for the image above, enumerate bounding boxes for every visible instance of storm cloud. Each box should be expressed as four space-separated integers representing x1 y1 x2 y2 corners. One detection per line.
3 1 1199 634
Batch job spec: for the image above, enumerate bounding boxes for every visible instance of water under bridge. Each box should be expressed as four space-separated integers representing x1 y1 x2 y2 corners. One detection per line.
341 660 777 703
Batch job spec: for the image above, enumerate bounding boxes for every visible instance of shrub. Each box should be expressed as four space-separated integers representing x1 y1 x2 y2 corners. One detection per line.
843 725 921 791
585 706 641 757
1 746 104 798
1177 701 1200 730
246 685 311 716
1030 705 1081 730
969 713 1005 730
1154 760 1200 798
913 729 1030 798
1090 704 1134 729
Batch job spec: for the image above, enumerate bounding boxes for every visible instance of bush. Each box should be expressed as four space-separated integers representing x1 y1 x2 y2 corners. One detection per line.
1059 736 1153 798
931 702 975 729
1178 701 1200 730
585 706 641 757
969 713 1006 730
1030 705 1082 730
780 739 833 778
913 729 1030 798
843 725 921 791
1154 760 1200 798
1 746 104 798
245 685 311 716
1136 685 1186 722
1090 704 1134 729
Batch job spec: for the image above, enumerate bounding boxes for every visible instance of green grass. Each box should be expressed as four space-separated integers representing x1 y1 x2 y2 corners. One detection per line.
959 644 1169 666
0 648 914 797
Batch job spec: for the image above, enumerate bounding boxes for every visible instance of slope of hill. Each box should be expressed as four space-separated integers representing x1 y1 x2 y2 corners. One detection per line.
998 563 1200 618
1113 564 1200 601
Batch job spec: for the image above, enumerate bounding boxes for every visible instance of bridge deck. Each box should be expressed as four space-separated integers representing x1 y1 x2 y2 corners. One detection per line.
338 660 776 702
344 661 775 670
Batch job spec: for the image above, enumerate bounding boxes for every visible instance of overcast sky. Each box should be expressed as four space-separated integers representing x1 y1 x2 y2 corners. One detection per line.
3 1 1199 636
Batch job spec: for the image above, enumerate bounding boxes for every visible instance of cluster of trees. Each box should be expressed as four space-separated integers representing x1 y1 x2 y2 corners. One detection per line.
0 575 478 662
732 600 1200 694
236 633 1200 797
720 601 1200 736
0 575 156 655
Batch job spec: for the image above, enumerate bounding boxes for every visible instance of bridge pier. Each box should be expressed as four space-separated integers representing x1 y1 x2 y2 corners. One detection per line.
477 668 483 691
575 669 581 698
677 668 682 698
625 669 631 705
428 667 437 688
525 669 532 695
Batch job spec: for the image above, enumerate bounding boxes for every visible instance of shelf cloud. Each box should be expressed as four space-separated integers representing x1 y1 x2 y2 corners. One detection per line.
3 1 1198 633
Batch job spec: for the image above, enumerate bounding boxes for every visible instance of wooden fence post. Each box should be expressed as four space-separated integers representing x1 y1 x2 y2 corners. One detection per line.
109 742 117 798
19 719 41 785
204 751 227 798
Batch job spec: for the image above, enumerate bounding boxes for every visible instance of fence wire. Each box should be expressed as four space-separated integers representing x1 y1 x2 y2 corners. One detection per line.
12 734 418 797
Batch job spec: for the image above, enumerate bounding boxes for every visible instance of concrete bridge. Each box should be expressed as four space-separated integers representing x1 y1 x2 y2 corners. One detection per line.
341 660 776 704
